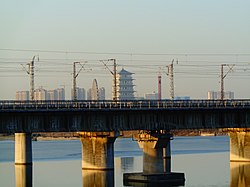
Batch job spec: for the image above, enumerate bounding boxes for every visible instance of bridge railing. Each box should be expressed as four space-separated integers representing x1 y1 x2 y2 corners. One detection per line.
0 99 250 111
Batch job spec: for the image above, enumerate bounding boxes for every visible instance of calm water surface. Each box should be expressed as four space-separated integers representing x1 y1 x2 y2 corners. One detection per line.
0 136 248 187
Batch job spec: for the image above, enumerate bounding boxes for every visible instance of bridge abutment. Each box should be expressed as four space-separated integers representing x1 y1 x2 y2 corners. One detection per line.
79 131 119 170
15 133 32 165
124 130 185 186
229 128 250 162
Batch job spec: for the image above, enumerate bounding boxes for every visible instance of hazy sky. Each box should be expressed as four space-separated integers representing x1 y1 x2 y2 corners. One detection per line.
1 0 250 100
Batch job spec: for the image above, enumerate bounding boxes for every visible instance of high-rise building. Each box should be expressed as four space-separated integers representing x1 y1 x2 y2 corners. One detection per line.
115 68 135 100
98 87 105 100
208 91 217 100
47 90 58 100
16 91 29 101
87 79 105 100
87 88 92 100
56 88 65 100
71 87 85 100
91 79 99 100
34 88 47 100
207 91 234 100
17 87 65 101
224 91 234 99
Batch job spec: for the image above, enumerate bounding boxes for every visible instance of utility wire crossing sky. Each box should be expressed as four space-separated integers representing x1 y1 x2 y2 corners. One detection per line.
0 0 250 99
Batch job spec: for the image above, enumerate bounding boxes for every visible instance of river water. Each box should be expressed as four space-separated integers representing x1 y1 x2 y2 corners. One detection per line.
0 136 249 187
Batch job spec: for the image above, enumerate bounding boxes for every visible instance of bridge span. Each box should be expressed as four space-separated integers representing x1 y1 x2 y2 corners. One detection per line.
1 99 250 186
0 99 250 133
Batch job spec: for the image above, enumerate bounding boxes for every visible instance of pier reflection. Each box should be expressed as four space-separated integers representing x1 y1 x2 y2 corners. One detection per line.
15 165 32 187
120 157 134 172
82 170 114 187
230 162 250 187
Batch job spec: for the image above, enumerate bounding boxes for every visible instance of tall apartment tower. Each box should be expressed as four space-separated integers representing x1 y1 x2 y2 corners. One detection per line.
47 88 65 100
207 91 234 100
87 89 92 100
207 91 218 100
87 79 105 100
91 79 99 100
16 91 29 101
47 90 58 100
115 68 135 100
56 88 65 100
34 87 47 100
99 87 105 100
71 87 85 100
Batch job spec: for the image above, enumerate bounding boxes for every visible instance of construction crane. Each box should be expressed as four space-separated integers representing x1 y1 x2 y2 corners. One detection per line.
100 59 117 101
72 61 88 101
21 55 39 101
220 64 235 100
166 59 177 100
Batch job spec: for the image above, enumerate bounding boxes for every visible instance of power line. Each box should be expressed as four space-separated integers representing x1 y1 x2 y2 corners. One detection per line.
2 48 250 56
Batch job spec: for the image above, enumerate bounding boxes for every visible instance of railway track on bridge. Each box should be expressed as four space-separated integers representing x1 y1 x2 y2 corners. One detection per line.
0 100 250 111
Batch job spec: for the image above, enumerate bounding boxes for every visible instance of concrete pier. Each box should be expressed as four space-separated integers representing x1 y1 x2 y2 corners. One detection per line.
124 131 185 185
80 131 119 170
15 165 32 187
137 131 172 173
15 133 32 165
229 129 250 162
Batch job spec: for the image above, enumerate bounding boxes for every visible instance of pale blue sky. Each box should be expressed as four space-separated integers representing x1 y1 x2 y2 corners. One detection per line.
1 0 250 99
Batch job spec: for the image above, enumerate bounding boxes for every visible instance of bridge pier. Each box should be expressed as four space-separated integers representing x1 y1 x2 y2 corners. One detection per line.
79 131 119 171
124 130 185 186
138 131 172 173
15 165 32 187
229 128 250 162
15 133 32 165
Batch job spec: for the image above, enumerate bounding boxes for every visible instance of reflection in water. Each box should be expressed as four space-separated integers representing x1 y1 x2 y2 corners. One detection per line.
15 165 32 187
82 170 114 187
230 162 250 187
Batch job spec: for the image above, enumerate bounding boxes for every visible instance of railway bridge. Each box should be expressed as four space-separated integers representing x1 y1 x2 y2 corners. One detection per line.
1 99 250 185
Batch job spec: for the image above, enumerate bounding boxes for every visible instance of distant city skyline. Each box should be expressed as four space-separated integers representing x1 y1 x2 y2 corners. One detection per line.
1 1 250 99
16 87 65 101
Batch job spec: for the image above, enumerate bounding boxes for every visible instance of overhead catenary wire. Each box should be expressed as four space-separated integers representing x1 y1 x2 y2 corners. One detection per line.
2 48 250 56
1 50 250 99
